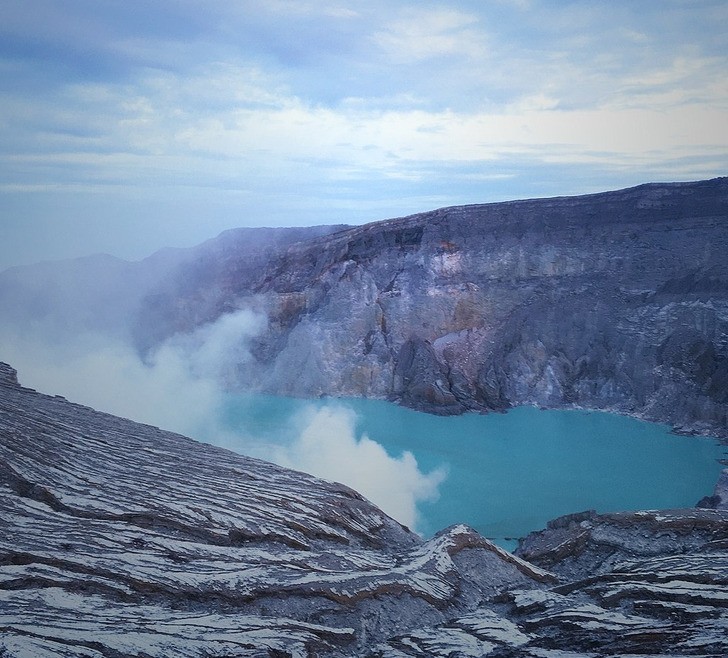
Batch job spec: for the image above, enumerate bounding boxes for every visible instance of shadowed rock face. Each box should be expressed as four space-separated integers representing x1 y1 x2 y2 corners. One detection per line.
2 364 727 657
134 177 728 438
1 178 727 438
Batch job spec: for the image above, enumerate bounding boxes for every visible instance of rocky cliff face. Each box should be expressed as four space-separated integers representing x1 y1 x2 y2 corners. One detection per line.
136 177 728 439
2 363 727 657
1 178 726 439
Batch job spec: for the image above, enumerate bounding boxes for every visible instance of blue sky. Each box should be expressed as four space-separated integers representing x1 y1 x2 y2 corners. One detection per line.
1 0 727 270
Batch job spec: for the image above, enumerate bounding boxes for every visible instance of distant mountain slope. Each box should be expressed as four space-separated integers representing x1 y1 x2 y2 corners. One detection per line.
2 362 727 657
135 177 728 438
0 224 349 343
1 178 727 438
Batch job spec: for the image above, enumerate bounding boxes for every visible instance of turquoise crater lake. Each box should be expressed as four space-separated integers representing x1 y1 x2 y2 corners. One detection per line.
220 396 726 548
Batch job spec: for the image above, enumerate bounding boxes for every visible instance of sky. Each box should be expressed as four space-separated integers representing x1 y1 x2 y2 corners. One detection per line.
1 0 727 270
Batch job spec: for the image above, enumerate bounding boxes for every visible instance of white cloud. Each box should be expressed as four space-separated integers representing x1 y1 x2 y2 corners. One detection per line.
2 1 727 269
612 54 728 110
372 8 486 63
6 45 726 197
257 0 360 19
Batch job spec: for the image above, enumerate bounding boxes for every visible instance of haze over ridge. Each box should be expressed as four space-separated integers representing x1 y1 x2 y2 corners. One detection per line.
2 1 727 270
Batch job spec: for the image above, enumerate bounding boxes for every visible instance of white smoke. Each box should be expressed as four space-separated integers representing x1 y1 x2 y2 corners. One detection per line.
0 309 446 532
0 309 264 439
267 405 447 531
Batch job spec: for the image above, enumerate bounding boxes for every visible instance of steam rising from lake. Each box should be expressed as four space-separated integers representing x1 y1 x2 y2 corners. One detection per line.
268 406 446 529
3 306 724 540
0 309 445 531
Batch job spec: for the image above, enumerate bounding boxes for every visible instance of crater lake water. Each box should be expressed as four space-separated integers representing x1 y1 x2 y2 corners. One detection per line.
220 396 726 548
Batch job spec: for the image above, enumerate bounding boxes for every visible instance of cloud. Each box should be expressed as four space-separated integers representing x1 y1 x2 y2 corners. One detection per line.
5 40 726 194
2 1 728 270
372 8 486 64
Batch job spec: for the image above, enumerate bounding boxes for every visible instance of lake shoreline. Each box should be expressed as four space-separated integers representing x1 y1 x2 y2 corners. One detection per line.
220 394 728 546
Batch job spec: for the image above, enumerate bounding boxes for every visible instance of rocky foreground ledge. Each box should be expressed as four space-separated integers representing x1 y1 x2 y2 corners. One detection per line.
1 362 727 657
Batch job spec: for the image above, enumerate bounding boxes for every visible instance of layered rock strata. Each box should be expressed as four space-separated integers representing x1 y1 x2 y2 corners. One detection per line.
2 362 727 657
136 178 728 439
0 363 548 656
368 508 728 657
1 178 726 439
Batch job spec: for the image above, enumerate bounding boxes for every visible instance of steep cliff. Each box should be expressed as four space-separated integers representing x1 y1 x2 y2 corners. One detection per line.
2 178 727 439
2 364 727 657
135 177 728 439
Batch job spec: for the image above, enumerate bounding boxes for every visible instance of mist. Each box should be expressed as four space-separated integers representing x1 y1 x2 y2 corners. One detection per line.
0 308 446 531
268 405 447 530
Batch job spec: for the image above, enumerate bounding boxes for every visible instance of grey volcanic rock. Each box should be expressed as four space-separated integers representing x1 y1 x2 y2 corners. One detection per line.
135 177 728 438
700 468 728 509
0 363 18 387
0 362 548 656
515 508 728 579
717 469 728 509
507 508 728 656
367 509 728 657
1 178 727 438
2 363 728 656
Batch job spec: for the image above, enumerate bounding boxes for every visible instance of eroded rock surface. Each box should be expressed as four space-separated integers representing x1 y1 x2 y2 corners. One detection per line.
6 179 726 439
0 364 548 656
368 509 728 657
134 177 728 439
2 365 727 657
